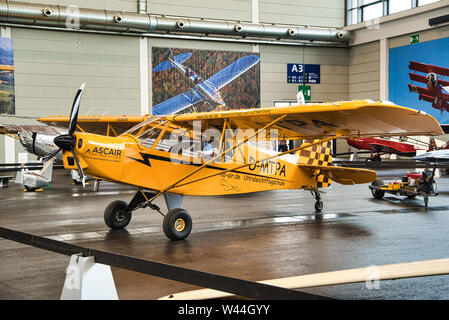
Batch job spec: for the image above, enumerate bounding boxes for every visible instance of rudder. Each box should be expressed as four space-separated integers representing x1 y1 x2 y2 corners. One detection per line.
297 139 333 188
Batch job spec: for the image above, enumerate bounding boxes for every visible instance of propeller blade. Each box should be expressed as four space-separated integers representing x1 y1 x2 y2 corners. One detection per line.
68 83 86 136
71 150 85 188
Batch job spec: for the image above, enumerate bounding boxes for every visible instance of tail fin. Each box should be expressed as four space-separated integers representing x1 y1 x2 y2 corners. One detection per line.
297 139 333 188
297 139 333 166
39 158 55 182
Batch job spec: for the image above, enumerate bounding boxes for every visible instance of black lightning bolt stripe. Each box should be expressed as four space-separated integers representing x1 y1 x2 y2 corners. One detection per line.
127 153 292 182
127 153 152 167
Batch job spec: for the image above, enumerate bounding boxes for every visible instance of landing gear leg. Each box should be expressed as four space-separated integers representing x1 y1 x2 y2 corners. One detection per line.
93 179 100 192
104 189 192 240
104 189 160 230
311 189 323 213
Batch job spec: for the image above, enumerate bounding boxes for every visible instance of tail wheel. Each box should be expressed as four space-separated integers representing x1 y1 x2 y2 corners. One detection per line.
163 208 192 241
104 200 132 229
371 179 385 199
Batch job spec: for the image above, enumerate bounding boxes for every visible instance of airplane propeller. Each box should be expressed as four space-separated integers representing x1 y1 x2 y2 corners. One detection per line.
52 83 86 187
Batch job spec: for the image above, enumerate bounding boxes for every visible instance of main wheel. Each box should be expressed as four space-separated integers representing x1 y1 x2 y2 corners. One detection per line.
104 200 132 229
371 179 385 199
163 208 192 241
314 200 323 213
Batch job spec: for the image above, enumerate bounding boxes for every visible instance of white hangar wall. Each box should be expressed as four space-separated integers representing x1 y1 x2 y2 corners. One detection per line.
339 1 449 156
0 0 347 162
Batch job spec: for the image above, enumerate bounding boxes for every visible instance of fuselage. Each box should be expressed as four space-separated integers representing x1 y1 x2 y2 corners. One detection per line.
62 132 318 196
347 137 417 156
18 131 62 159
170 58 225 106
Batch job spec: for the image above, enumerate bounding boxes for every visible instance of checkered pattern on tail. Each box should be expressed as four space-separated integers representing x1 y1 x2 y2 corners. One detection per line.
297 139 333 188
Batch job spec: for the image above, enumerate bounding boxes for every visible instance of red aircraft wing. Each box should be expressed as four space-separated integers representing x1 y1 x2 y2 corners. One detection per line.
408 84 431 95
438 92 449 102
409 72 449 86
409 61 449 77
420 94 436 104
408 72 427 84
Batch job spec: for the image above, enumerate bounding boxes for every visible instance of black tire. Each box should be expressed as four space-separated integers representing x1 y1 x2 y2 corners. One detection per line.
163 208 192 241
314 200 323 213
407 194 417 199
104 200 131 229
371 179 385 199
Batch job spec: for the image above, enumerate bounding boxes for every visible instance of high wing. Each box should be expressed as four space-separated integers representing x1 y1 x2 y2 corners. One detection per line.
167 100 443 139
409 61 449 77
409 72 449 87
152 90 203 115
38 115 148 136
205 55 260 90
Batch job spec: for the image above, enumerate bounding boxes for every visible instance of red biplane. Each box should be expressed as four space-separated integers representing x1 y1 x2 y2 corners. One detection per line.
408 61 449 112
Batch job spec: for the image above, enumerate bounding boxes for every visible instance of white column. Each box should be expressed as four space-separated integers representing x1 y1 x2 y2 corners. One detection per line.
0 26 11 37
4 136 15 163
380 37 389 101
252 0 259 24
140 36 149 115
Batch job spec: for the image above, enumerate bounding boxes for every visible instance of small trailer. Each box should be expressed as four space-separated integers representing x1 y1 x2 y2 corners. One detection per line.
369 167 438 208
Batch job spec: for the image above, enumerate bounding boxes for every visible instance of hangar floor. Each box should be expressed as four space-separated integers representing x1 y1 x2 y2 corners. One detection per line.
1 168 449 300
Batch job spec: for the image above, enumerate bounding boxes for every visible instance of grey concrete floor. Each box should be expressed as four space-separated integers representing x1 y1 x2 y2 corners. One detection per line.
0 169 449 300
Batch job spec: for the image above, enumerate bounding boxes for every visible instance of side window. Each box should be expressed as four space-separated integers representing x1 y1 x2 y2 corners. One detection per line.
154 130 174 152
138 126 162 149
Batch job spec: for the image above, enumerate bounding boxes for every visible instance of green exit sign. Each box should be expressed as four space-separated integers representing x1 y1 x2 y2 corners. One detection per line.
410 34 420 44
298 85 311 101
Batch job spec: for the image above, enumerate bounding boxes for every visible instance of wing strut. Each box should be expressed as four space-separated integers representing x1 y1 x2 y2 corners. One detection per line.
172 134 342 190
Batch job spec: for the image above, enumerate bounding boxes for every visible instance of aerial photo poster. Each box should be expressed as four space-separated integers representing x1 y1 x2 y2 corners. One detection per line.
152 47 260 115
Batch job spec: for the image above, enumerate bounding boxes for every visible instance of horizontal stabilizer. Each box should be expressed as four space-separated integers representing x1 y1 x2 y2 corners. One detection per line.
298 164 376 185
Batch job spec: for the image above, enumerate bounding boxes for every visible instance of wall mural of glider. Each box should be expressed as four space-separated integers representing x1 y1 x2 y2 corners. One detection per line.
389 37 449 125
0 37 15 115
152 47 260 115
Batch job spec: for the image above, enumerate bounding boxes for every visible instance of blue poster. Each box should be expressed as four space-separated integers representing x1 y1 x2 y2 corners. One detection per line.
389 37 449 124
287 64 320 84
0 37 14 114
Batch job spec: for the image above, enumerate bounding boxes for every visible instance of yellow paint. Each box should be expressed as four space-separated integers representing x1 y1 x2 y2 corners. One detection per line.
56 100 443 197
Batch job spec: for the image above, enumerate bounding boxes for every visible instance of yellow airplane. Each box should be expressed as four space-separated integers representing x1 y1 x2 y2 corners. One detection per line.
40 84 443 240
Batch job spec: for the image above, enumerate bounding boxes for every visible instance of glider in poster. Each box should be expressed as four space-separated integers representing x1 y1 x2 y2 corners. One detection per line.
152 51 260 115
408 60 449 113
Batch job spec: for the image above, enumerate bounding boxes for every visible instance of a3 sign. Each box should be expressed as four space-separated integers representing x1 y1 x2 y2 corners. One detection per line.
287 63 320 84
